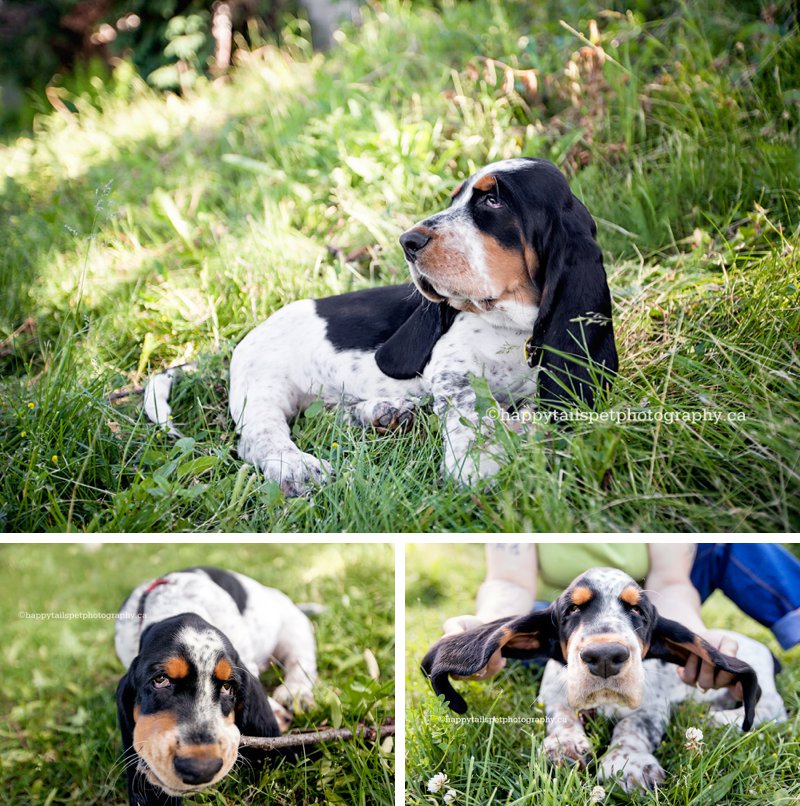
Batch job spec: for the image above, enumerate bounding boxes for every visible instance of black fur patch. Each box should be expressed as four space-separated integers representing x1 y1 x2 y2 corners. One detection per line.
187 566 249 614
315 284 457 379
314 284 435 351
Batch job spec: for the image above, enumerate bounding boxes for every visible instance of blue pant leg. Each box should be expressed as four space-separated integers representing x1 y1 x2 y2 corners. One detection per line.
690 543 800 649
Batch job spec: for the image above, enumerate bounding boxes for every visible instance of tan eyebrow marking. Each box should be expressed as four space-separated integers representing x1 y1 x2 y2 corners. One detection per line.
472 173 497 192
214 659 233 680
164 657 190 679
570 586 593 606
620 586 641 606
450 181 464 199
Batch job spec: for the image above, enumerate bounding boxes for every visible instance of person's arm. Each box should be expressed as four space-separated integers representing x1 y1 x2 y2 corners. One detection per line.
645 544 705 632
646 544 741 694
441 544 537 678
477 543 538 620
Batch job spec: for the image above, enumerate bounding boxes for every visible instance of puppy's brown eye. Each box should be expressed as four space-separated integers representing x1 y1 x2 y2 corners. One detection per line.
567 604 581 615
629 606 643 616
220 682 233 695
482 194 502 209
152 675 171 689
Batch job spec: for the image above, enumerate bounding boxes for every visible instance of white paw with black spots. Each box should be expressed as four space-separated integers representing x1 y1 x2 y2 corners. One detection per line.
258 452 332 497
543 732 593 767
444 451 503 488
599 748 666 792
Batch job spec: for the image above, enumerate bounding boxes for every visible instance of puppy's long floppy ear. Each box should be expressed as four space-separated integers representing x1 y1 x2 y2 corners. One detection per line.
375 296 457 380
235 667 281 739
421 608 561 714
116 662 137 764
647 616 762 731
527 194 618 408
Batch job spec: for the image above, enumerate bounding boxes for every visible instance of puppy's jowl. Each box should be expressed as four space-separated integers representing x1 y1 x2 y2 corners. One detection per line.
146 158 617 496
115 566 317 805
422 568 786 792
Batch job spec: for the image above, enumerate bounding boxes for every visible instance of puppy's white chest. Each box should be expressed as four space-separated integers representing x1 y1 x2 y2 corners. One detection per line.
427 314 537 402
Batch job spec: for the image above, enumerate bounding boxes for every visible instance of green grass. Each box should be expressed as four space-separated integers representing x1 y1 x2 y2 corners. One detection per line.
1 0 799 531
405 544 800 806
0 543 394 805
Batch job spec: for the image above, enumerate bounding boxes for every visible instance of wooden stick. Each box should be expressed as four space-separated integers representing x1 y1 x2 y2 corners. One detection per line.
106 386 145 402
239 724 395 751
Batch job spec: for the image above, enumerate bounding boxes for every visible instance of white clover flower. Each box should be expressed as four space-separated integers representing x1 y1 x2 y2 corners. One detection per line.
444 789 458 804
427 772 449 793
589 784 606 803
684 726 705 753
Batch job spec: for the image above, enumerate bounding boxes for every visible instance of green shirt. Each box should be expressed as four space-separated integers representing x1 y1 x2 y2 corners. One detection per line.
536 544 650 602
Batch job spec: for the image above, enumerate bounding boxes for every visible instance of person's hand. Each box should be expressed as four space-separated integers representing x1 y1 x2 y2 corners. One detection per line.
676 629 744 701
442 614 506 679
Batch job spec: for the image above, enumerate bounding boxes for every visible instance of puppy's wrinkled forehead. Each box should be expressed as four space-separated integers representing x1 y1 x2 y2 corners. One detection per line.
563 568 643 611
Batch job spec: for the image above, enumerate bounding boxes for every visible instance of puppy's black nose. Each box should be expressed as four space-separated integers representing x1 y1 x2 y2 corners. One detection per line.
173 754 223 785
580 642 630 679
400 228 431 259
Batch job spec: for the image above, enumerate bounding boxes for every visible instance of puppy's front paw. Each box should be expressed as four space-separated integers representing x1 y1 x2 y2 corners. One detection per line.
599 748 665 792
443 450 503 488
260 452 332 497
543 732 592 767
272 682 315 713
267 696 293 733
347 398 416 432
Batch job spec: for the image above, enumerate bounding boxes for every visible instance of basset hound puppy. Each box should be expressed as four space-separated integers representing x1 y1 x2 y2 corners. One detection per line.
144 158 617 496
422 568 786 792
115 566 317 805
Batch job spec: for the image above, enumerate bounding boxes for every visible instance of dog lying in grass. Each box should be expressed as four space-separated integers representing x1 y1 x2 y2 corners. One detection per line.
115 566 317 805
144 158 617 496
422 568 786 792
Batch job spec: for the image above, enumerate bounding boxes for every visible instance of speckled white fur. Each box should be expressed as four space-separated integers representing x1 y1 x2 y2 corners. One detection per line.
178 626 231 732
115 569 317 710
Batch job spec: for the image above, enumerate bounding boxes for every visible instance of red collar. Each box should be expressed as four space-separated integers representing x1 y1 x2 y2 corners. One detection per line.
136 578 171 622
144 577 170 594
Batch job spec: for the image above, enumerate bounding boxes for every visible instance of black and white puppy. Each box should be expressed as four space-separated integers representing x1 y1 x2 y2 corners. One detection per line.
145 158 617 496
115 567 317 805
422 568 786 792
